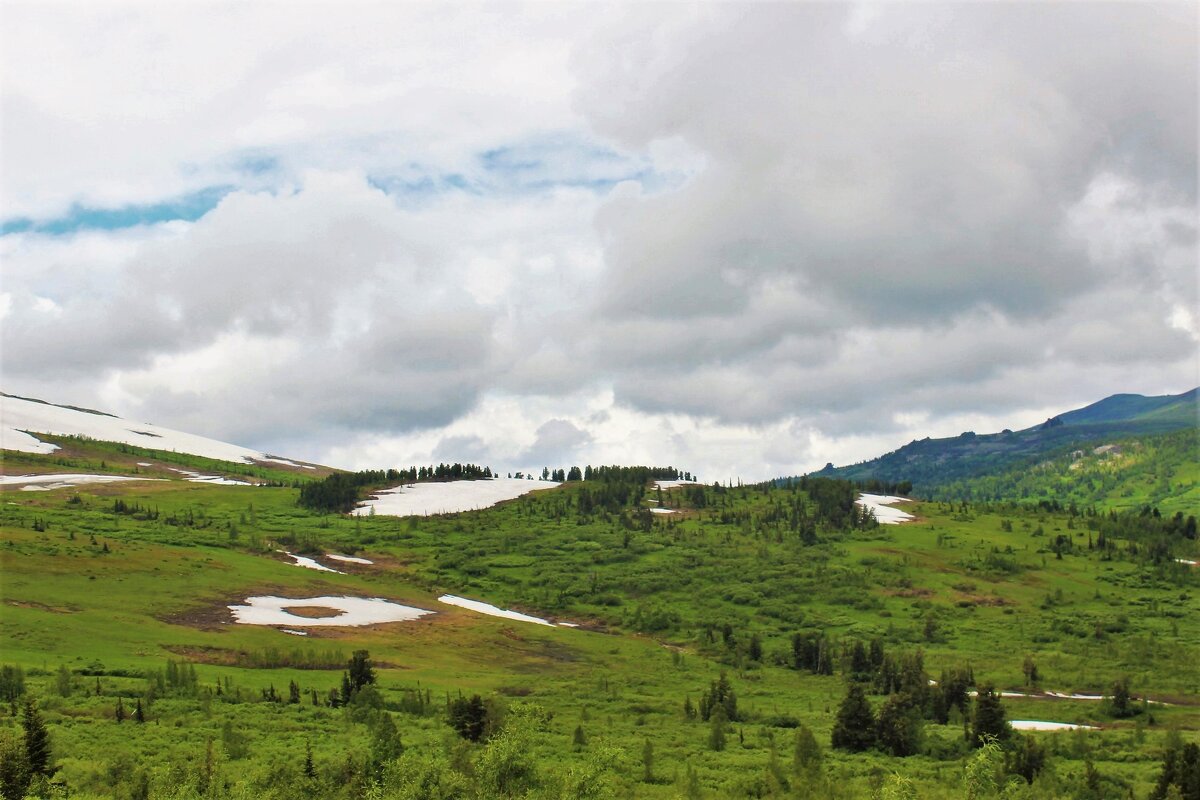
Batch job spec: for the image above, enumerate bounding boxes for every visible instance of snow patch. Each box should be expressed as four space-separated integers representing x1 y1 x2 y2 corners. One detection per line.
279 551 343 574
1 473 162 491
359 478 559 517
0 394 298 465
438 594 554 626
653 480 699 489
280 629 308 636
649 507 676 514
169 468 254 486
1010 720 1097 731
857 493 915 524
327 554 373 565
228 596 433 627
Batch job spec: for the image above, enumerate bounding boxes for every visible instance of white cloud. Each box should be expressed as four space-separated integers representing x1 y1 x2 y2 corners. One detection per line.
1 3 1195 481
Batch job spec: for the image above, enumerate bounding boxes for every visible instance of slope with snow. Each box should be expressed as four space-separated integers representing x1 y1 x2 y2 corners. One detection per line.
857 493 915 524
1 393 311 467
358 478 560 517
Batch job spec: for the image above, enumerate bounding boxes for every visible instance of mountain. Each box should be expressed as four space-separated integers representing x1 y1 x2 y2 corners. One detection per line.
0 392 318 469
811 388 1199 498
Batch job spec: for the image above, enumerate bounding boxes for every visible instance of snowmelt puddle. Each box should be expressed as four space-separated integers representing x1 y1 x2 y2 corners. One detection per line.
438 595 558 627
327 554 373 565
1010 720 1097 731
279 551 343 574
857 493 915 524
228 596 433 627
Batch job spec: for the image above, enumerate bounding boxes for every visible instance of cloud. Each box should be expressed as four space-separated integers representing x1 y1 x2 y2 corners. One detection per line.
1 3 1195 481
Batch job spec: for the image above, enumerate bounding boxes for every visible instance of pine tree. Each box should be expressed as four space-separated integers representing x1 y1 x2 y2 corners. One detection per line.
707 705 727 751
831 683 877 752
21 699 52 779
642 738 654 783
792 724 823 778
971 685 1011 747
303 740 316 779
876 693 923 757
0 729 30 800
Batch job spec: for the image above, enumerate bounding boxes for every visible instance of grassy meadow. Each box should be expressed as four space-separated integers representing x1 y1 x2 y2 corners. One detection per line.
0 441 1197 799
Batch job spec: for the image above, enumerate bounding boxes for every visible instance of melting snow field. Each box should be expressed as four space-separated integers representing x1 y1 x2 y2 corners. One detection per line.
358 478 560 517
0 394 303 465
279 551 343 574
438 595 555 626
649 507 677 515
1010 720 1097 731
857 493 915 524
653 480 699 489
1 473 161 491
228 596 433 626
327 554 373 565
169 468 254 486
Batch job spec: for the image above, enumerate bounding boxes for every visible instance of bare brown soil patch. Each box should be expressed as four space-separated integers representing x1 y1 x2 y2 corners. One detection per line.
284 606 346 619
6 599 79 614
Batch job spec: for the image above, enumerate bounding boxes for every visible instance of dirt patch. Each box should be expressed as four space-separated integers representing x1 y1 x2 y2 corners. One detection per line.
889 587 934 598
5 599 79 614
283 606 346 619
955 593 1012 607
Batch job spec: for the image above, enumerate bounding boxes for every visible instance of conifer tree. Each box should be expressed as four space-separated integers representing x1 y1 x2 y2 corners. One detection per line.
21 699 52 779
115 697 126 723
792 724 823 778
134 699 145 724
831 683 877 752
642 738 654 783
0 730 29 800
971 685 1011 747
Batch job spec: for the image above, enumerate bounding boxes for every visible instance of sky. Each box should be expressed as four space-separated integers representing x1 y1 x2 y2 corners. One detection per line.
1 2 1197 481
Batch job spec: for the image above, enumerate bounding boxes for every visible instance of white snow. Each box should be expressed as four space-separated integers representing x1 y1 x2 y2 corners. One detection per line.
1044 691 1105 701
168 468 253 486
136 462 153 467
438 594 554 626
857 493 915 524
649 507 677 514
358 478 560 517
327 553 373 565
653 480 699 489
1176 558 1197 567
0 473 162 491
1010 720 1097 731
228 595 433 627
279 551 343 574
0 394 297 466
281 629 308 636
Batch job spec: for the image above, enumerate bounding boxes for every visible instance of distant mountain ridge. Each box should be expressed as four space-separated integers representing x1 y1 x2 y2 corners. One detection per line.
810 388 1199 495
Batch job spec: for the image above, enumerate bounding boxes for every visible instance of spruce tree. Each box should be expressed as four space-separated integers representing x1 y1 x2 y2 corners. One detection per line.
642 738 654 783
134 699 145 724
115 697 125 723
792 723 823 778
831 683 877 752
21 699 52 779
971 685 1011 747
0 729 30 800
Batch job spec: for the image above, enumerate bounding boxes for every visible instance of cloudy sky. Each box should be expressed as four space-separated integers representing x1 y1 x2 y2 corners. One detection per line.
2 2 1196 480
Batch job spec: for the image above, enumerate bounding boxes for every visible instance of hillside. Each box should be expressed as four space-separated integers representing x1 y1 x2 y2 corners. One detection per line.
812 388 1199 502
0 399 1197 799
1 392 320 470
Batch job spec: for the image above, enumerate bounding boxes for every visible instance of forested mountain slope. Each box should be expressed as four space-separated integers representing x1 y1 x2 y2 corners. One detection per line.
812 388 1198 500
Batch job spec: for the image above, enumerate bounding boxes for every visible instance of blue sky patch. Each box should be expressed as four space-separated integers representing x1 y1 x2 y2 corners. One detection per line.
1 185 232 236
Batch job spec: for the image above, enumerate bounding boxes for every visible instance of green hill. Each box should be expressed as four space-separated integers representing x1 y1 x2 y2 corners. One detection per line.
812 388 1199 506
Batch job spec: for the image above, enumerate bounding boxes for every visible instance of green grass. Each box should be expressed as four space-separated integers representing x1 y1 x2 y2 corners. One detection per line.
1 458 1197 799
